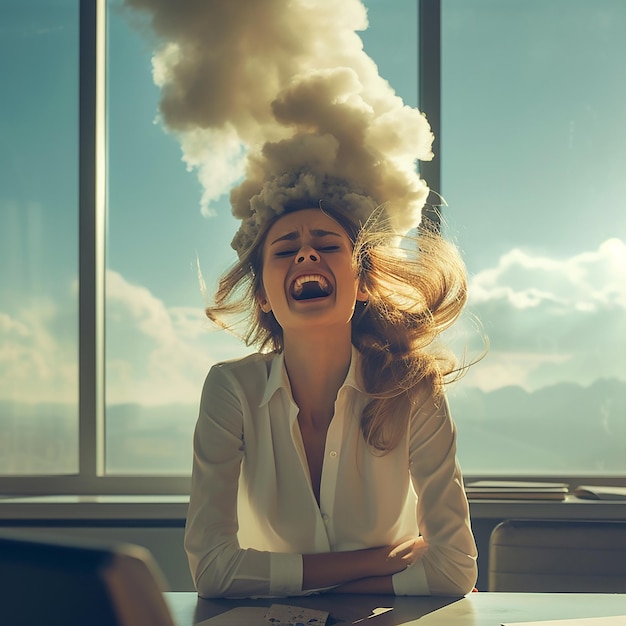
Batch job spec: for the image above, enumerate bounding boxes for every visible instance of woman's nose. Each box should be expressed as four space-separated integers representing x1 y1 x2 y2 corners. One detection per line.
295 245 319 264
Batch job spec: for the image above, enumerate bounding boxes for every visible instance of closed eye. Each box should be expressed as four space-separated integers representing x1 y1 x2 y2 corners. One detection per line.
274 245 340 257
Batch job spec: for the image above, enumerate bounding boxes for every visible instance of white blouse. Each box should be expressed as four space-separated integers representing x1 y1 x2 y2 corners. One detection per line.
184 348 477 598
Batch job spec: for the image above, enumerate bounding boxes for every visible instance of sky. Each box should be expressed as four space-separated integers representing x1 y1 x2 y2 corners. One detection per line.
0 1 624 450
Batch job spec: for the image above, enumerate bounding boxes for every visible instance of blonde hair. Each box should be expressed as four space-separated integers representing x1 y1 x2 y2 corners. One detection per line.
206 205 469 452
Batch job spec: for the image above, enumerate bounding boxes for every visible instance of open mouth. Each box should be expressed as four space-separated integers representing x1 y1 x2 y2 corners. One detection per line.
290 274 333 301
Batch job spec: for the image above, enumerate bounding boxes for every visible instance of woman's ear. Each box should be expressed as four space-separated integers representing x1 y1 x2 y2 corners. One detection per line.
356 284 369 303
257 292 272 313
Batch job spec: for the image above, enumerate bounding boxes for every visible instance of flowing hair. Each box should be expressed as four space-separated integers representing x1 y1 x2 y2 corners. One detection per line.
206 204 472 452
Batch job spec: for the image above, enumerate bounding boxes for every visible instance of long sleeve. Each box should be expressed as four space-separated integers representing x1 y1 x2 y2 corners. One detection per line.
185 352 476 598
392 391 477 596
184 364 302 598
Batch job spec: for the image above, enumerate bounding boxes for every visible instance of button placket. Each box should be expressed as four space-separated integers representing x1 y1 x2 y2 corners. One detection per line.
318 393 349 547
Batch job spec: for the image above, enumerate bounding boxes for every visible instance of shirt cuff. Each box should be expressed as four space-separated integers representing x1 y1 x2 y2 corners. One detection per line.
392 560 430 596
269 552 303 596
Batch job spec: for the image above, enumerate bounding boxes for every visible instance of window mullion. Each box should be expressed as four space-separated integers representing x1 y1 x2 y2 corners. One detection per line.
79 0 107 483
418 0 442 226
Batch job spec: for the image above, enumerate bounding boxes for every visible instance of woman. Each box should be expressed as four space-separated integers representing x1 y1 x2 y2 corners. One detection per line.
184 200 478 598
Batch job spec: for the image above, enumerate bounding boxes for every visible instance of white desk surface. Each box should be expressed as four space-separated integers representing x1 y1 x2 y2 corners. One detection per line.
165 591 626 626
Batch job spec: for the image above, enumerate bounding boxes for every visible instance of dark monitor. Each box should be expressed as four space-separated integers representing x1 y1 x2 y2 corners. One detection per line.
0 531 177 626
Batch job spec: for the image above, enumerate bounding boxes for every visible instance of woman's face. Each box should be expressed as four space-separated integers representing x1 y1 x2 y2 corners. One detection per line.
259 208 366 335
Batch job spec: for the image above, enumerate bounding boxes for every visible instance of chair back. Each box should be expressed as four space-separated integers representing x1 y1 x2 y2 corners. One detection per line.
488 519 626 592
0 531 177 626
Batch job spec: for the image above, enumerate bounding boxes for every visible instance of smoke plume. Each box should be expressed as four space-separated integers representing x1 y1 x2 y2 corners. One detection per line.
123 0 434 253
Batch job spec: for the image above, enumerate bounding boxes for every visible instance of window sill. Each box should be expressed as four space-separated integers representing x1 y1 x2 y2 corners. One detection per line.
469 494 626 520
0 495 189 522
0 494 624 523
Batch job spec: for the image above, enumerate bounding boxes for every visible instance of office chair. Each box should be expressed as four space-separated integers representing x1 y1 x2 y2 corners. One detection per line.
0 531 176 626
488 519 626 592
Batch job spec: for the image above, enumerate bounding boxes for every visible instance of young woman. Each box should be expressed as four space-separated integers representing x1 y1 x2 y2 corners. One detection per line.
184 200 478 598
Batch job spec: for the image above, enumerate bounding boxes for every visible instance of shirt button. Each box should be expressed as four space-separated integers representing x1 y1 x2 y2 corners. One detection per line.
322 514 329 523
329 450 338 458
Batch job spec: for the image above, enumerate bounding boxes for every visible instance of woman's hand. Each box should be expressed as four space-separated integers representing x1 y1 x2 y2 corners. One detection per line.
369 537 429 577
302 536 428 591
325 538 430 594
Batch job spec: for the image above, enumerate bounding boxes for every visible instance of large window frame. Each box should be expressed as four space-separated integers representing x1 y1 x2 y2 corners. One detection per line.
0 0 622 496
1 0 188 495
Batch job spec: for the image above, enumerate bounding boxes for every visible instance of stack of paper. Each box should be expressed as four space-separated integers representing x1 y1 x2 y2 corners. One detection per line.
464 480 569 500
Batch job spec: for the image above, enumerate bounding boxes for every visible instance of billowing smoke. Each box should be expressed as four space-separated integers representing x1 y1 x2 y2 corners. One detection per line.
123 0 434 254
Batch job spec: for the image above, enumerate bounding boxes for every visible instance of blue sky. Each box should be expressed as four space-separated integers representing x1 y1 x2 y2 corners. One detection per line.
1 0 624 413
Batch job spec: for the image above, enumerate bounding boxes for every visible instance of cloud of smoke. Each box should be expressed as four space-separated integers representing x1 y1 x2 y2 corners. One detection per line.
123 0 434 252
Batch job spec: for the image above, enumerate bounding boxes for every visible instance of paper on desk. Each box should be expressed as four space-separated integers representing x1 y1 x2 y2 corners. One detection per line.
503 615 626 626
265 603 329 625
196 604 329 626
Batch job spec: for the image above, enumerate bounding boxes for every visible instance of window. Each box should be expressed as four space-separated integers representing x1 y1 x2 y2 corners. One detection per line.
0 0 79 476
103 0 419 478
104 2 215 475
0 0 623 495
442 0 626 475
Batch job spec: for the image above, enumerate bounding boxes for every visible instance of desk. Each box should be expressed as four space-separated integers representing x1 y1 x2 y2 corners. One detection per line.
165 592 626 625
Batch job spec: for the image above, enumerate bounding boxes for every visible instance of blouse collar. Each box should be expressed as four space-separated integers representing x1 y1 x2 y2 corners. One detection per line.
260 345 366 407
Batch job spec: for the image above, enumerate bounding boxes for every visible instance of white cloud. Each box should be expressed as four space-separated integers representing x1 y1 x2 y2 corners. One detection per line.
0 271 247 406
0 300 78 404
469 238 626 312
456 351 572 393
0 312 30 337
152 46 249 218
457 238 626 392
105 270 247 405
179 127 248 217
1 240 623 405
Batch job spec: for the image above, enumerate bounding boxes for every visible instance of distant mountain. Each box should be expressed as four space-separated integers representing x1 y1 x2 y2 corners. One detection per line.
449 378 626 473
1 378 624 475
106 402 198 473
0 400 77 474
0 399 198 475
